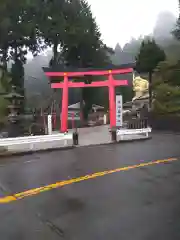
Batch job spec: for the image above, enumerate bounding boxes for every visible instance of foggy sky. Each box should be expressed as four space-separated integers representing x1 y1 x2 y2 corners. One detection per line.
88 0 179 47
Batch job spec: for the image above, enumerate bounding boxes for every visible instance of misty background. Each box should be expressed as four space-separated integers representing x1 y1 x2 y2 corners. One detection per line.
24 11 178 109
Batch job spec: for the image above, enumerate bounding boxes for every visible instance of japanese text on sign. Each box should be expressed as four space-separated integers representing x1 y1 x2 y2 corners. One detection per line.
116 95 123 127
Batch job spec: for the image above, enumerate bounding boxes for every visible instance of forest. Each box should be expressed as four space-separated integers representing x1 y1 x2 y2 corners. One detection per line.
0 1 180 123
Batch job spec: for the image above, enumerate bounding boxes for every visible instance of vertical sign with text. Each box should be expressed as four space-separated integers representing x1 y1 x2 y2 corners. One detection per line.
116 95 123 127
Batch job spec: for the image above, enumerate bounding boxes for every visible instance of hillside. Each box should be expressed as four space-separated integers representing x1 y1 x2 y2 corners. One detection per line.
24 52 81 110
113 11 178 65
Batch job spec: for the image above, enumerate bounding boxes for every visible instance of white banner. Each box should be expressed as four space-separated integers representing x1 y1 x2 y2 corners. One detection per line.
116 95 123 127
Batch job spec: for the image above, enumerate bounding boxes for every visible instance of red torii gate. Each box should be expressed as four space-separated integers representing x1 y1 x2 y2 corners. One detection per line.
43 64 134 132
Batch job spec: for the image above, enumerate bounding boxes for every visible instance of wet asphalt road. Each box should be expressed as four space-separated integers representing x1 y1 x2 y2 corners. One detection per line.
1 132 180 239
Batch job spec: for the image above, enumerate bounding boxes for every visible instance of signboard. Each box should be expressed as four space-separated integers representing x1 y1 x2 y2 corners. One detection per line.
116 95 123 127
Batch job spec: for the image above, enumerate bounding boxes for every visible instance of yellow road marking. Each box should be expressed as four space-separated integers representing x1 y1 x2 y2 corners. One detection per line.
0 158 177 204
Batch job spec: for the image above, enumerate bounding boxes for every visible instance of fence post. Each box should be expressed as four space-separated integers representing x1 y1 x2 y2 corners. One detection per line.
73 129 79 145
104 114 107 125
71 112 75 129
47 115 52 135
111 127 117 142
53 112 56 130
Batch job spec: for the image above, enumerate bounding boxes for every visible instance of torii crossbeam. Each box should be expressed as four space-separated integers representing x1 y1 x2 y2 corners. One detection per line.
43 64 134 132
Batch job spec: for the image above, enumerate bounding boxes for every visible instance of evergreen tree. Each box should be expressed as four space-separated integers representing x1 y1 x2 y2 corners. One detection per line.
135 38 166 107
0 1 38 84
36 0 68 66
153 60 180 115
172 1 180 41
60 0 111 119
0 0 43 113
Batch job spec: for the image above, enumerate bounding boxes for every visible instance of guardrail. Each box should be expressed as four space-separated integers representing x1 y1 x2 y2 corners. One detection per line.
117 127 152 136
127 118 148 129
116 118 151 140
0 133 73 152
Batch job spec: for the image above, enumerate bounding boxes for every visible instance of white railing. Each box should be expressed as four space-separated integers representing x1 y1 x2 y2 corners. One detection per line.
117 127 152 137
0 133 73 152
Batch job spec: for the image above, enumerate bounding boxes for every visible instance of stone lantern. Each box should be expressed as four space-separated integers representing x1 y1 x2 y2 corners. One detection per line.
4 86 24 137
